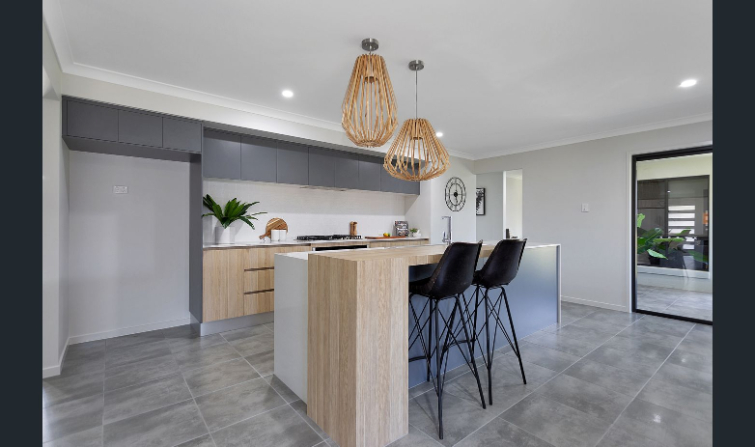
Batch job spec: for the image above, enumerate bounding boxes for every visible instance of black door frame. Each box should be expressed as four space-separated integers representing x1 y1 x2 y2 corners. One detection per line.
631 145 713 325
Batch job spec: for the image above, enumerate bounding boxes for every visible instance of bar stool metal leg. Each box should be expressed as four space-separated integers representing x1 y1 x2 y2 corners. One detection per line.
502 288 527 384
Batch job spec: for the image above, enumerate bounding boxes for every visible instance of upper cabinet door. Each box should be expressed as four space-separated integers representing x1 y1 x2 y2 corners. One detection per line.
241 136 277 183
277 142 309 185
163 117 202 153
203 130 241 180
118 110 163 147
380 165 405 193
358 155 382 191
335 152 360 190
308 147 336 188
66 100 119 141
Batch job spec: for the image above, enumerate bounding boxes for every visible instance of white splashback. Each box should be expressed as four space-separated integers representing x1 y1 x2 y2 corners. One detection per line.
202 179 407 242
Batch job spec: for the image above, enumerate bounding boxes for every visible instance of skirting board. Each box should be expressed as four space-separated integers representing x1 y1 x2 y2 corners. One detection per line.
67 317 192 346
561 295 629 313
42 338 70 379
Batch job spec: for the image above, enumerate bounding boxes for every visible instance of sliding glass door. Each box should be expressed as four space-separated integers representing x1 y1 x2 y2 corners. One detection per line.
632 147 713 324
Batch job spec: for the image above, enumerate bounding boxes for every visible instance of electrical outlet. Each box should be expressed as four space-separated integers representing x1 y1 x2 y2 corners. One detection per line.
113 185 128 194
581 203 589 212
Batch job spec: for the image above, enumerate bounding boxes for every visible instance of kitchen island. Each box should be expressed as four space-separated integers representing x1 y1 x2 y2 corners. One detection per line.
274 242 561 447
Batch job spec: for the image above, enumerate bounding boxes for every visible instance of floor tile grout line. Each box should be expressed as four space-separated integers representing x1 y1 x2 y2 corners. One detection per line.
202 400 291 436
180 371 218 447
453 311 651 446
588 321 698 447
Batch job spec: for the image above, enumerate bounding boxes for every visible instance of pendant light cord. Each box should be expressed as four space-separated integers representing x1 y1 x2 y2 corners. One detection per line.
415 69 418 119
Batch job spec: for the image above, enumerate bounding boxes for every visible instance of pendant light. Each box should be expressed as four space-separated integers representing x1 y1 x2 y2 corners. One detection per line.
342 38 398 147
384 60 450 181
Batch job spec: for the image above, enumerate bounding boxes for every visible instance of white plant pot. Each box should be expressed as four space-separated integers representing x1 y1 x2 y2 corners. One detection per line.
214 225 234 244
411 233 421 238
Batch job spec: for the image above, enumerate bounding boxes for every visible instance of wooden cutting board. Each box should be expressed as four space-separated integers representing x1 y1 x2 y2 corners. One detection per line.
365 236 408 239
259 218 289 239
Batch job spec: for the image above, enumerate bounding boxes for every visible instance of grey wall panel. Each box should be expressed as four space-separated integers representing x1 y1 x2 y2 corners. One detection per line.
308 147 336 187
407 246 558 388
164 117 202 153
203 130 241 180
335 152 360 189
118 110 163 147
358 155 382 191
241 136 277 183
67 100 119 141
277 142 309 185
189 158 204 322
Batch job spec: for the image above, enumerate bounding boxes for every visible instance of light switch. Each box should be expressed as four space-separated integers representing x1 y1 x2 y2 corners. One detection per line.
581 203 589 212
113 185 128 194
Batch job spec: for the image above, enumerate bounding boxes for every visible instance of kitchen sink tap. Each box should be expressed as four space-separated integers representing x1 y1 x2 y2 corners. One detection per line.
442 215 452 245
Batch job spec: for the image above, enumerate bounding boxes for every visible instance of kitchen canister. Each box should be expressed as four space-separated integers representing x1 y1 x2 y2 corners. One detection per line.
279 230 287 241
271 229 281 241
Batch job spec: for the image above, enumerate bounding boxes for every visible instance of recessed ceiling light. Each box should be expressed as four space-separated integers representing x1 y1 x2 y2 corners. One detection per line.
679 79 697 88
435 131 443 137
281 89 294 98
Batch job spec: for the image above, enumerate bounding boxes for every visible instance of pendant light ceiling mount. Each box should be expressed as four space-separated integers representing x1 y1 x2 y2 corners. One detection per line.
342 38 398 148
384 59 450 182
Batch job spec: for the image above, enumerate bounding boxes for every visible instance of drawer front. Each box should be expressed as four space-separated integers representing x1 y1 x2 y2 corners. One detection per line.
247 246 311 269
244 291 274 315
368 240 421 248
244 269 274 293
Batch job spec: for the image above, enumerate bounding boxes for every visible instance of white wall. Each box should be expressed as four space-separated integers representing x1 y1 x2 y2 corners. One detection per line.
406 156 477 244
68 152 191 343
43 20 70 377
505 172 523 238
474 121 712 311
476 172 504 240
203 180 407 241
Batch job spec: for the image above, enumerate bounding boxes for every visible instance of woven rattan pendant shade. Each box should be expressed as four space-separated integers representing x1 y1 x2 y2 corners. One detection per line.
384 118 450 181
384 60 450 181
342 53 398 147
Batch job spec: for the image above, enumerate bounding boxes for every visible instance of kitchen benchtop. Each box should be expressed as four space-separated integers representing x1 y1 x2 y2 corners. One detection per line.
203 237 430 250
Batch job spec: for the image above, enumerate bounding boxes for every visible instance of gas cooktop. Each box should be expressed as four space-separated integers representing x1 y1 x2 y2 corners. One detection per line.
296 234 362 241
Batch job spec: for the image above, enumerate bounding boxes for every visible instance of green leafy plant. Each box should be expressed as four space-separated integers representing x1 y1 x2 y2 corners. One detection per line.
410 228 419 234
202 195 266 229
636 213 707 264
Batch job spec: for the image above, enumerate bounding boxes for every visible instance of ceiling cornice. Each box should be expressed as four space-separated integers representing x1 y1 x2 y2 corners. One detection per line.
473 113 713 161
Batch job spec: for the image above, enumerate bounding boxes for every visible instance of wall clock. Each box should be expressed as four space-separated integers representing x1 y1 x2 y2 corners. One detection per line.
445 177 467 212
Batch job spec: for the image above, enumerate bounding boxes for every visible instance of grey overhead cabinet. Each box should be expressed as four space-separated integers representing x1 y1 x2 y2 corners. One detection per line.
358 155 383 191
380 162 421 194
119 109 162 147
66 100 119 141
308 147 336 187
241 136 277 183
277 142 309 185
62 97 202 162
164 117 202 153
203 130 241 180
335 152 360 190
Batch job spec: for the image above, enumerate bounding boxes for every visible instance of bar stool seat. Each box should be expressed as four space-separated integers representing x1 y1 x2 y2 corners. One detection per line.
408 241 486 440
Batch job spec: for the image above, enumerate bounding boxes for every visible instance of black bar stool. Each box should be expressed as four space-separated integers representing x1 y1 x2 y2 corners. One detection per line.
469 238 528 405
408 241 486 439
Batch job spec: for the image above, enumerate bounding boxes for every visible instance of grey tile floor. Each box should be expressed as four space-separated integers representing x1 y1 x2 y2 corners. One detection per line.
42 304 712 447
637 284 713 322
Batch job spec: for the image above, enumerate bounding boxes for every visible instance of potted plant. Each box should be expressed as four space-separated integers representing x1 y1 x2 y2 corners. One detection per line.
203 195 266 244
636 213 707 267
410 228 421 238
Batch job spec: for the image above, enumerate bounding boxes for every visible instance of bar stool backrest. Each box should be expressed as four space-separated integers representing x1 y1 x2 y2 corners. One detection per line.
423 242 482 298
476 239 528 288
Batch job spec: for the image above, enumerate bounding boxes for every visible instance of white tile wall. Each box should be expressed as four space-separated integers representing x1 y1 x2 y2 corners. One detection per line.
203 179 408 242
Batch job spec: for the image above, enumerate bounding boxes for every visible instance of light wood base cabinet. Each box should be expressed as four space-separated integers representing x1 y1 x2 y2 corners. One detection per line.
203 246 309 322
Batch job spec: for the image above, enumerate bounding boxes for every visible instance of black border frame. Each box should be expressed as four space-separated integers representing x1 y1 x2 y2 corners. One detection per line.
631 145 713 325
476 187 486 216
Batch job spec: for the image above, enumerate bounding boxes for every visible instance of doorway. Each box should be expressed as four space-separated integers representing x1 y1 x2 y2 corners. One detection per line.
632 147 712 324
475 170 523 241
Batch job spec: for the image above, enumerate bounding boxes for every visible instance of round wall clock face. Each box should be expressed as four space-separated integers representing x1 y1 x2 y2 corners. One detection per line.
445 177 467 212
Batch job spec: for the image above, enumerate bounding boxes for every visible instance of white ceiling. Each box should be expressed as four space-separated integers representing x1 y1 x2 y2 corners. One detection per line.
45 0 712 159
